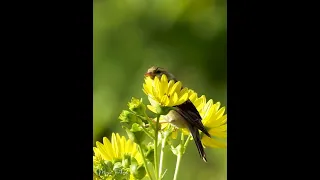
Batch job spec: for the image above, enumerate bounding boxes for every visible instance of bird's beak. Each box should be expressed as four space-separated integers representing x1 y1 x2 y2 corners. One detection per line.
144 72 152 77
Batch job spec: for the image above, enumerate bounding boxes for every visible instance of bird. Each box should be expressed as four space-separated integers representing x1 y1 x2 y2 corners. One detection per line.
144 66 211 162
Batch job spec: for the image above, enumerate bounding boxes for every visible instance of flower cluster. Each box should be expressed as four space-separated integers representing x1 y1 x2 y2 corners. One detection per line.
93 133 145 180
188 90 227 148
93 73 227 180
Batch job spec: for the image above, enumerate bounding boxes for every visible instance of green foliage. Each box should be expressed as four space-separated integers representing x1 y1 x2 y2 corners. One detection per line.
123 124 145 145
119 110 138 124
94 0 227 179
130 164 147 179
145 143 155 164
94 160 131 180
128 98 146 116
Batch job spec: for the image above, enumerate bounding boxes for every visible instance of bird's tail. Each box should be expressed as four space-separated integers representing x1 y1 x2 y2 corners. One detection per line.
188 125 207 162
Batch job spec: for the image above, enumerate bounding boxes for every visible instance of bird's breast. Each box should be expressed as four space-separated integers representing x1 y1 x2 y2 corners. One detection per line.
163 110 188 128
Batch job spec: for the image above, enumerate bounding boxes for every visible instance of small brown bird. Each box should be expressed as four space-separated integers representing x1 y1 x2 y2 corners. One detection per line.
144 66 211 162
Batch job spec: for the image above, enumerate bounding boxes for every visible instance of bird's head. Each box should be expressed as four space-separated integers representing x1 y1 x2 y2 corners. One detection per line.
144 66 177 81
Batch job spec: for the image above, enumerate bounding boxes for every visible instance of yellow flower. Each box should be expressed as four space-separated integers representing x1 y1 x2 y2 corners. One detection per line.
187 90 227 148
93 133 143 164
143 74 189 113
93 147 103 166
93 133 146 180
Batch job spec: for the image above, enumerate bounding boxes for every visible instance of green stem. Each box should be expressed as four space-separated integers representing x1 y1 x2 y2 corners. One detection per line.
158 134 167 179
173 153 182 180
184 135 192 149
173 132 189 180
154 115 160 180
137 144 153 180
143 112 156 130
181 131 185 146
141 125 155 140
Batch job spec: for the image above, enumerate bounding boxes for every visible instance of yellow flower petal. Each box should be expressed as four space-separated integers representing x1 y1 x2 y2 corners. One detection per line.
202 102 215 125
93 147 103 162
205 114 227 128
178 87 188 98
147 96 156 107
125 139 132 156
189 93 197 104
208 107 225 125
215 107 225 120
131 142 137 157
143 78 153 95
220 114 227 125
209 131 227 138
161 74 168 95
198 95 207 111
182 128 189 135
154 76 161 97
102 137 115 159
120 135 125 157
169 81 182 96
167 95 175 107
208 124 226 136
167 80 175 91
161 95 169 106
202 99 213 117
160 122 169 129
176 91 188 105
202 136 226 148
193 95 206 112
147 105 157 113
112 133 120 158
213 102 221 111
93 147 99 155
96 141 112 160
151 87 158 100
143 83 150 95
171 130 178 139
172 92 179 105
145 77 153 85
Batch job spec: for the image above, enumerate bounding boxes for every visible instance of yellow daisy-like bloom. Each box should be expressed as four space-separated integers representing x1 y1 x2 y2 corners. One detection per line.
93 133 143 164
93 133 144 180
187 90 227 148
143 74 189 113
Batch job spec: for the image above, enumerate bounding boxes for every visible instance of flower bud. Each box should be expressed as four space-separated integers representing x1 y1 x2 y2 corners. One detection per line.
130 163 146 179
119 110 139 124
128 97 146 116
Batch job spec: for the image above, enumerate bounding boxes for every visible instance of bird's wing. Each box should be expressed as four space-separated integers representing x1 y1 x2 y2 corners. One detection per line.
175 100 211 137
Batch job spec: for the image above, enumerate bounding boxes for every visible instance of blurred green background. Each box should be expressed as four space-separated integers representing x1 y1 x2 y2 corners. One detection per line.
94 0 226 179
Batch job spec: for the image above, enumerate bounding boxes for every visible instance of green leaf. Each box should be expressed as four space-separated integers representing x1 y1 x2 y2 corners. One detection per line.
128 97 146 116
145 148 154 164
154 105 175 116
119 110 141 125
131 123 143 132
122 155 131 168
145 142 155 164
123 124 145 144
113 162 122 170
130 164 146 179
171 144 182 156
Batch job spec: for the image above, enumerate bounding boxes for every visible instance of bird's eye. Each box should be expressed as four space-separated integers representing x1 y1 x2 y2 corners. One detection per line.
154 68 161 74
